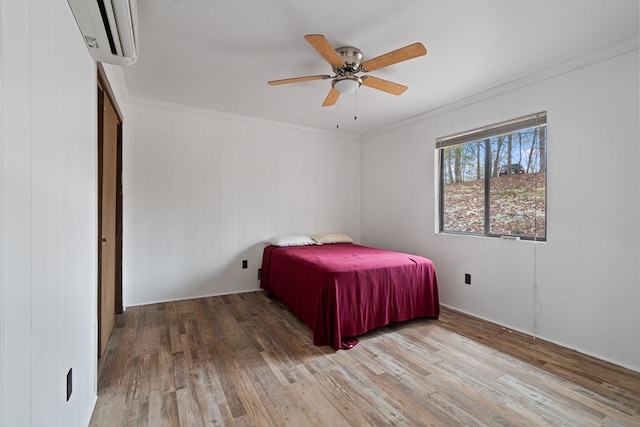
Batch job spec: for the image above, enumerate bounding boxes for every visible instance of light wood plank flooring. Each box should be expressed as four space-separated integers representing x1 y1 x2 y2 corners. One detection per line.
89 291 640 426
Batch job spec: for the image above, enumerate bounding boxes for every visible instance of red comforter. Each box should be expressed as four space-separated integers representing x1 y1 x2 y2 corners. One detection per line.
260 243 439 350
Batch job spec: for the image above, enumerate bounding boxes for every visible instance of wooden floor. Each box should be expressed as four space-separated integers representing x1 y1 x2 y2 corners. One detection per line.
89 291 640 427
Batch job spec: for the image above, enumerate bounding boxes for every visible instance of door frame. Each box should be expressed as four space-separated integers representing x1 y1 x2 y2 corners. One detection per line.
97 64 124 358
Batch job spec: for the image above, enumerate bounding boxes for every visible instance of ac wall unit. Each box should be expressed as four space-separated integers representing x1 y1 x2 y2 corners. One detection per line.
67 0 138 65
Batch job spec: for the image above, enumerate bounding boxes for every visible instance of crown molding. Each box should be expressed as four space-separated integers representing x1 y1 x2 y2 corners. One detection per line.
124 95 361 141
364 37 639 140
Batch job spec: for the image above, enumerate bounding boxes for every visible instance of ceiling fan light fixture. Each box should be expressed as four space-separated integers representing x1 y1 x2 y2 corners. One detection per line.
332 76 362 94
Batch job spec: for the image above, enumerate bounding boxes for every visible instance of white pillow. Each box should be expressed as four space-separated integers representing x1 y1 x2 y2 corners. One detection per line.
310 232 354 244
266 235 315 247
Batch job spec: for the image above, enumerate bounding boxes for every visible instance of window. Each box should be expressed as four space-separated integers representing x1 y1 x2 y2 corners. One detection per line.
437 112 547 240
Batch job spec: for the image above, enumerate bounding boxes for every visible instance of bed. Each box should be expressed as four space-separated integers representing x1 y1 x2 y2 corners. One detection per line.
260 241 439 350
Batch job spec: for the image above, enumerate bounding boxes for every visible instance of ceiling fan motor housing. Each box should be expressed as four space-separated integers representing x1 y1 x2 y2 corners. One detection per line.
334 46 363 73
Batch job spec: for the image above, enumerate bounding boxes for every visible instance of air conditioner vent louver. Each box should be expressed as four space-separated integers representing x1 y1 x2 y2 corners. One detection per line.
96 0 118 55
67 0 138 66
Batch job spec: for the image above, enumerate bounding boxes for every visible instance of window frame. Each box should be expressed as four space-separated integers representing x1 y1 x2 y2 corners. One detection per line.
437 112 547 241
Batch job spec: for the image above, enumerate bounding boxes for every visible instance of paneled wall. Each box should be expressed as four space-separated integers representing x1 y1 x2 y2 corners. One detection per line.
123 102 361 306
0 1 98 426
362 48 640 371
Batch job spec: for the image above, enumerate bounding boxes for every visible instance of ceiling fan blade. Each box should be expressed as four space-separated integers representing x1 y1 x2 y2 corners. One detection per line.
322 88 340 107
304 34 345 68
361 76 408 95
268 75 331 85
360 42 427 72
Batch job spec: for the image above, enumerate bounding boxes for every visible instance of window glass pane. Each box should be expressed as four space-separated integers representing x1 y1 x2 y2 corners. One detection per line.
488 125 546 238
438 113 547 241
441 141 486 234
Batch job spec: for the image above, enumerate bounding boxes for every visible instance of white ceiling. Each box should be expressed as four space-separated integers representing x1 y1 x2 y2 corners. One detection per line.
122 0 639 135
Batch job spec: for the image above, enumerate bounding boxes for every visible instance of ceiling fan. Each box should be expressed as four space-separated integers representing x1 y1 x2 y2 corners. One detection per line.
268 34 427 107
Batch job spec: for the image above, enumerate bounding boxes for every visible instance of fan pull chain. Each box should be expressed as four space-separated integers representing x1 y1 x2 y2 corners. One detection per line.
336 100 339 128
354 91 358 121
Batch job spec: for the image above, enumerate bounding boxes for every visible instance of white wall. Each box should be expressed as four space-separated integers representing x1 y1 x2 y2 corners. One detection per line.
0 1 98 426
123 101 361 306
362 47 640 372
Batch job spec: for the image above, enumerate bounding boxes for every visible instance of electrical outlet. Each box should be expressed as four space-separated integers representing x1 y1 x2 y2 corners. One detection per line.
257 268 262 280
66 368 72 401
465 273 471 285
242 260 248 269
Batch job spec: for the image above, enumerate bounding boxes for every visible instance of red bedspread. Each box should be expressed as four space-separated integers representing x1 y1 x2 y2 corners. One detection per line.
260 243 439 350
